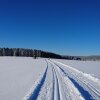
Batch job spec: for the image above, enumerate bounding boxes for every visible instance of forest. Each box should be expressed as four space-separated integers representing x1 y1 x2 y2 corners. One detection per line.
0 48 100 61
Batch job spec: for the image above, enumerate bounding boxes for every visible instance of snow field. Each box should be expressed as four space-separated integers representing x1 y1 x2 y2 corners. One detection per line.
0 57 46 100
0 57 100 100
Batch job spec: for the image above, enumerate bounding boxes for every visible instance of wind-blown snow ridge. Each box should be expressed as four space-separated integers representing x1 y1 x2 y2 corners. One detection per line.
52 60 100 86
23 63 48 100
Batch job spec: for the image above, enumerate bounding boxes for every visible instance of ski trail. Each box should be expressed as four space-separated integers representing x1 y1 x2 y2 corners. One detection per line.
47 64 55 100
52 66 61 100
37 61 54 100
54 62 93 99
23 59 100 100
36 59 63 100
48 60 84 100
52 60 100 86
51 60 100 100
23 61 48 100
50 62 66 100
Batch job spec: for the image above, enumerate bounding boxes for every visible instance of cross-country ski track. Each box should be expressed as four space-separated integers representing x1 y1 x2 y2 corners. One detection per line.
23 59 100 100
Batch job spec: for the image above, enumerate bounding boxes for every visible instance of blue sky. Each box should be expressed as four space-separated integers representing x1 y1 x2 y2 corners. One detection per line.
0 0 100 55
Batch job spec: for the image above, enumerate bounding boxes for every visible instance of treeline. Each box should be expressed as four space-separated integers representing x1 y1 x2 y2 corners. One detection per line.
0 48 100 60
62 55 100 61
79 56 100 61
62 55 81 60
0 48 62 59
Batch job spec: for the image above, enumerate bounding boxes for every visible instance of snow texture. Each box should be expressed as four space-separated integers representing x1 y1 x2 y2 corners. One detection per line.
0 57 100 100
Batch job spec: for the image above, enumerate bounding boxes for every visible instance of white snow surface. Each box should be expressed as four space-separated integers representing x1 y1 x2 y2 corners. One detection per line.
55 59 100 79
0 57 46 100
0 57 100 100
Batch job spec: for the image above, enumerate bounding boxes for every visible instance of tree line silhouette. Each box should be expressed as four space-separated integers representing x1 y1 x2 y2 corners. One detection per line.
0 48 62 59
0 48 100 60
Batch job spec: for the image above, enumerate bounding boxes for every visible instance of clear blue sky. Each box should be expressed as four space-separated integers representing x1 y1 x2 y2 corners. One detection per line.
0 0 100 55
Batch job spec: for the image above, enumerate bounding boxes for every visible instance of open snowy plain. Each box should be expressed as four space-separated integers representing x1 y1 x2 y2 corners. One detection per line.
0 57 100 100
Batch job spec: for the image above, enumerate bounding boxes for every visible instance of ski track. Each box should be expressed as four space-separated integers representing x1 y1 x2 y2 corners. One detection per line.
51 60 100 100
23 60 48 100
49 60 84 100
24 59 100 100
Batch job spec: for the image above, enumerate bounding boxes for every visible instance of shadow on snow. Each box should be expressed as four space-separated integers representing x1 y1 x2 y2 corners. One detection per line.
28 62 48 100
69 77 93 100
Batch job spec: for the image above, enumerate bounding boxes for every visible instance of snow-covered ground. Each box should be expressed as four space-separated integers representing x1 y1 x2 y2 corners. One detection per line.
0 57 100 100
0 57 46 100
55 59 100 79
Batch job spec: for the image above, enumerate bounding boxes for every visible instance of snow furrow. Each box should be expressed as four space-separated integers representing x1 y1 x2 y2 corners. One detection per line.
53 61 98 99
52 65 68 100
53 66 61 100
23 62 48 100
51 60 100 100
52 60 100 86
51 63 68 100
48 60 84 100
47 64 55 100
23 59 100 100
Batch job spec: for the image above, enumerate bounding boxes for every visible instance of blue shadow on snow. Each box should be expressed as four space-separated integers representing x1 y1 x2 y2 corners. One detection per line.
68 77 93 100
28 64 48 100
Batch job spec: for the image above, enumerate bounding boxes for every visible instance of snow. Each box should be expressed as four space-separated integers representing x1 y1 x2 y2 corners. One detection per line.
0 57 100 100
54 59 100 79
0 57 46 100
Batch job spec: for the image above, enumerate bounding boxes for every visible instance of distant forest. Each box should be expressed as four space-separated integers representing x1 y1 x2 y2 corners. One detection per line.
0 48 100 61
0 48 61 59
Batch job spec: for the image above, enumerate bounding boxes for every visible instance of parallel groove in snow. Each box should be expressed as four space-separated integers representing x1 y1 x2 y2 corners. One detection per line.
48 60 84 100
23 59 100 100
52 60 100 100
23 61 48 100
52 66 61 100
51 61 93 99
